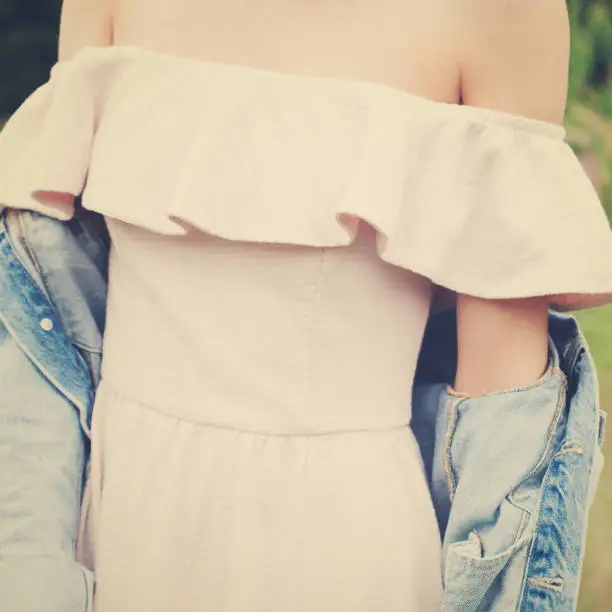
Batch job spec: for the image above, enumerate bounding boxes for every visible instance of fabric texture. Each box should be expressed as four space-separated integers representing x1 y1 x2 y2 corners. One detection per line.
1 44 612 611
0 46 611 310
77 219 443 611
0 207 606 612
0 213 98 612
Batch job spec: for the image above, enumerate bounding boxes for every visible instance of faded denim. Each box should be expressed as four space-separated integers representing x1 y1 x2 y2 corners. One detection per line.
413 312 606 610
0 206 606 611
0 208 108 612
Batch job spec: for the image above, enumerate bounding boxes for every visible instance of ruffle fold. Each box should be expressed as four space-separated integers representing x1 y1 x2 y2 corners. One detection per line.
0 59 98 217
1 46 611 311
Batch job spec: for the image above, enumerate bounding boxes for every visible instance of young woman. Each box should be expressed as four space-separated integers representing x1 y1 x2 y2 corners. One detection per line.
3 0 612 610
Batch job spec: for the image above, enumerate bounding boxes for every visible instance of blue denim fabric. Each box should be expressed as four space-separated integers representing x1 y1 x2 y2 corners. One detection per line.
0 207 606 611
520 315 606 611
413 312 606 611
0 207 108 612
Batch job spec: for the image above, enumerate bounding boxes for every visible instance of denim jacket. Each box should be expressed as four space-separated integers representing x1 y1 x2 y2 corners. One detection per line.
0 205 606 612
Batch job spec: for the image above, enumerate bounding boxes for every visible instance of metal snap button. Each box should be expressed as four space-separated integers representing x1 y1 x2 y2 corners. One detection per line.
40 317 54 331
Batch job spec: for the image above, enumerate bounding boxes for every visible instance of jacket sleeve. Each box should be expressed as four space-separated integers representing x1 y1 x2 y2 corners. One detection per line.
0 318 94 611
412 310 579 611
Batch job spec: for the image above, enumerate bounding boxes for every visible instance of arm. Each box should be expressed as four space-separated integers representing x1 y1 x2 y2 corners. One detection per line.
32 0 114 210
453 0 570 396
59 0 114 61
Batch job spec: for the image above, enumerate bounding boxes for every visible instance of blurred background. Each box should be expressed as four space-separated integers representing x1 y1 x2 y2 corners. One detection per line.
0 0 611 609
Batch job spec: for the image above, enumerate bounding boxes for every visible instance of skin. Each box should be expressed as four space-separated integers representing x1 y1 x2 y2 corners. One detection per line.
454 0 569 395
59 0 570 397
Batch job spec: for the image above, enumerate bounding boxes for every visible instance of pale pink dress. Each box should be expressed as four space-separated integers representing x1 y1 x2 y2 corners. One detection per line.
1 45 612 612
83 218 441 611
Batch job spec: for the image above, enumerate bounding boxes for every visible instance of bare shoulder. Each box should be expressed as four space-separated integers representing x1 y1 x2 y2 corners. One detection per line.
59 0 114 61
457 0 570 123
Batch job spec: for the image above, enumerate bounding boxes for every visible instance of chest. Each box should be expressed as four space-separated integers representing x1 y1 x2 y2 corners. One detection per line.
113 0 460 102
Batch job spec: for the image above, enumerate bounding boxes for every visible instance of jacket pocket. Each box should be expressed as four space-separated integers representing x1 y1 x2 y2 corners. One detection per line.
443 532 532 611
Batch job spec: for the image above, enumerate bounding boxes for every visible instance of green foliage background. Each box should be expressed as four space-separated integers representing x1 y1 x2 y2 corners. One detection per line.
567 0 612 107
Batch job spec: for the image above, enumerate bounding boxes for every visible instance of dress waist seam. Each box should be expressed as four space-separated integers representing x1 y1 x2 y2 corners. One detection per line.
96 378 412 438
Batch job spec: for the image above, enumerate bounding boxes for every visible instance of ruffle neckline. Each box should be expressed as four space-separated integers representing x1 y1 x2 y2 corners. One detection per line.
1 45 611 311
